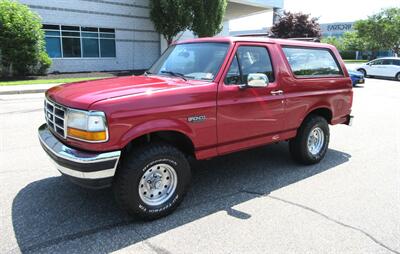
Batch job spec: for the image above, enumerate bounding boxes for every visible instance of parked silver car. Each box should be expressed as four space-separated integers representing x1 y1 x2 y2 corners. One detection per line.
357 57 400 81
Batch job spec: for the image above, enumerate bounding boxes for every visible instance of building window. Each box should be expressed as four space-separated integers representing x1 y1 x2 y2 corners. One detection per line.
100 28 116 57
82 27 99 57
42 24 116 58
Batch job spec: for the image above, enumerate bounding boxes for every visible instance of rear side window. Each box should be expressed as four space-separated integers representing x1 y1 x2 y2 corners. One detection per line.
382 59 393 65
394 60 400 66
283 47 343 78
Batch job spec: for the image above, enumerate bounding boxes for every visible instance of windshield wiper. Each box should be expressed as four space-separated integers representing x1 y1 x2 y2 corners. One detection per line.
160 71 187 81
144 71 152 76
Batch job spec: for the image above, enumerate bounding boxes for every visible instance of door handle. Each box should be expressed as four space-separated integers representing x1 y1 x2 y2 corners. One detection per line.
270 90 283 96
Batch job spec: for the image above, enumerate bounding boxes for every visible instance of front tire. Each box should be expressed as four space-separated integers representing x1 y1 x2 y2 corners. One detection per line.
113 143 191 220
289 115 330 165
358 68 367 77
396 72 400 81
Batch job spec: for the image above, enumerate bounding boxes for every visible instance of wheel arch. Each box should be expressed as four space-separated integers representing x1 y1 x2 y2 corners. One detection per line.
357 68 367 75
120 119 196 157
304 107 333 124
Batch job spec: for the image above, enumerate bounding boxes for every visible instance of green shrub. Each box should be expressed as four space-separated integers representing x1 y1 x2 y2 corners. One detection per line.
340 50 356 60
0 0 51 77
35 51 52 75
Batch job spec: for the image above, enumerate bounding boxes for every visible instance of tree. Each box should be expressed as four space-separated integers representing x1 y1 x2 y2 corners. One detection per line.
341 31 367 52
271 11 321 38
353 8 400 56
149 0 191 45
321 36 344 51
0 0 50 77
190 0 227 37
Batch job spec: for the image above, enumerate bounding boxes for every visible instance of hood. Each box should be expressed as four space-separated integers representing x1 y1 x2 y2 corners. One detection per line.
46 75 193 110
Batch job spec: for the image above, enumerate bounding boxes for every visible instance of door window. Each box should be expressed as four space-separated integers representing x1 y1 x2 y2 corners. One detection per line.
370 60 383 66
225 55 242 85
225 46 274 85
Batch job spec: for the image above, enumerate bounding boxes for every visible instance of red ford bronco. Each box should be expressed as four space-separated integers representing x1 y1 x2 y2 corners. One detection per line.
39 37 353 220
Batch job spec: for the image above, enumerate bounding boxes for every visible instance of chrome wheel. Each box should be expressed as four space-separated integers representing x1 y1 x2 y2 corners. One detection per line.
139 163 178 206
307 127 325 155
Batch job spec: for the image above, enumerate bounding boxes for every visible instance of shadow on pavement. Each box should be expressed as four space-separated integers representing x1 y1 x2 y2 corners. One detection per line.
12 143 351 253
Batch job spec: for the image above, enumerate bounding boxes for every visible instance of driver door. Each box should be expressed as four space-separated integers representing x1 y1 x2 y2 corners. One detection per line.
368 59 383 76
216 43 286 154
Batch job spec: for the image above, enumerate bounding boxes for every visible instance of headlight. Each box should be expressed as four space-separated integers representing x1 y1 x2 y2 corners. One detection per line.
66 109 108 142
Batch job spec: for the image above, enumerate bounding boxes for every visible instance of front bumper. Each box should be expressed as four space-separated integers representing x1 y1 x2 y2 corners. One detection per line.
38 124 121 189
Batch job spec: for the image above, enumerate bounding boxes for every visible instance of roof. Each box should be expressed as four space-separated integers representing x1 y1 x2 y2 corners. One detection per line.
175 36 336 50
374 57 400 60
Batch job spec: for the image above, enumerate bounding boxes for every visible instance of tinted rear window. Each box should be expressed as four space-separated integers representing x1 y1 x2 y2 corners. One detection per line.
282 47 343 77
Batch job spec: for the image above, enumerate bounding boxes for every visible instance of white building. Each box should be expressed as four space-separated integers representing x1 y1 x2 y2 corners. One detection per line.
18 0 283 73
320 22 354 38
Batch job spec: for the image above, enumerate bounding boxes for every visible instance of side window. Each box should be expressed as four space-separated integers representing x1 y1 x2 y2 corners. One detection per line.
370 60 382 66
237 46 274 82
283 47 343 77
225 46 274 85
382 59 393 65
225 55 242 85
393 60 400 66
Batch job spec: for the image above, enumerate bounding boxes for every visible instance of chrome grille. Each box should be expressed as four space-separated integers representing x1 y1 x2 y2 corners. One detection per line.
44 98 67 138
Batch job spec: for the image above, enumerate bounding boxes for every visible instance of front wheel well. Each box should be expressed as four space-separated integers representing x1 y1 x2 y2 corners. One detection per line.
125 131 195 157
306 108 333 124
357 68 367 75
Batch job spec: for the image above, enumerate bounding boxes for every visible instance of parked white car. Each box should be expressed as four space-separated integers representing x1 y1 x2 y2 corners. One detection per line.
357 57 400 81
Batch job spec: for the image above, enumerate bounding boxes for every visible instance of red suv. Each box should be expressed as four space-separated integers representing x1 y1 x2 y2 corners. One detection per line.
39 37 353 220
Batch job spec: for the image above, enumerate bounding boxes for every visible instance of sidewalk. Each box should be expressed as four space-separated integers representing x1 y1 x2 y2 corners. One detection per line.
0 83 60 95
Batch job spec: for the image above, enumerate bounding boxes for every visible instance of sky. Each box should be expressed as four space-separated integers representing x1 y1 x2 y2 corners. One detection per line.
229 0 400 31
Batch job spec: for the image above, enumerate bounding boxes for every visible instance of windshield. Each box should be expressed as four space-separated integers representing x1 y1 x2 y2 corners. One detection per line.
148 43 230 81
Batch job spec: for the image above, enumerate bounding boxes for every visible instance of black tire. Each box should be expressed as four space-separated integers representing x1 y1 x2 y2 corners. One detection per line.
396 72 400 81
289 115 330 165
113 143 191 220
358 68 367 77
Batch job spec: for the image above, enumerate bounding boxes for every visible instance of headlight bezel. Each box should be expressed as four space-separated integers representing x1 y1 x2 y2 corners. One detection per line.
66 108 109 143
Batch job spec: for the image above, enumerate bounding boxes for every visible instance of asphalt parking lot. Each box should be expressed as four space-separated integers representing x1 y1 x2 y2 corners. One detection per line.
1 78 399 254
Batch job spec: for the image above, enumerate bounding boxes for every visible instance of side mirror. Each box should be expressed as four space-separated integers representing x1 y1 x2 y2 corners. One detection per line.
246 73 269 88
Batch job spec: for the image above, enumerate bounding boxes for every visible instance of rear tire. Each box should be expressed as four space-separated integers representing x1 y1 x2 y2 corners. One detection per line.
289 115 330 165
396 72 400 81
113 143 191 220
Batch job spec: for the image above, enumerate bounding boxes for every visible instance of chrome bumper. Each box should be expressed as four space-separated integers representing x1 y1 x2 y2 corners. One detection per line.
38 124 121 187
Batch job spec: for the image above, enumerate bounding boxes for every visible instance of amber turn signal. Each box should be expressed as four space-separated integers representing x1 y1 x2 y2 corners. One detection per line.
67 127 107 142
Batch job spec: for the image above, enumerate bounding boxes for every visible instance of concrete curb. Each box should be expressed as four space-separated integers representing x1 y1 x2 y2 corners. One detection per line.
0 88 48 95
0 84 60 95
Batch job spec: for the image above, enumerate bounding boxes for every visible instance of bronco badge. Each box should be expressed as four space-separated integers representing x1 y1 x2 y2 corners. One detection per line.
187 115 206 123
